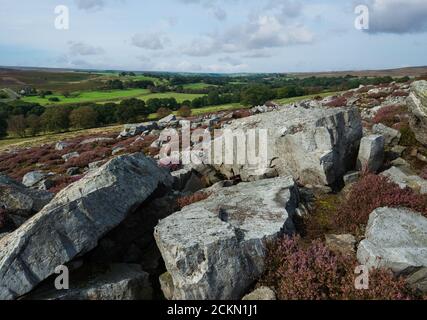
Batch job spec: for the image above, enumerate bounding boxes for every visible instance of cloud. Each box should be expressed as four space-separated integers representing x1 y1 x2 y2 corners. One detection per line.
68 41 105 55
218 56 242 66
181 14 313 57
75 0 106 11
242 51 272 59
132 33 170 50
364 0 427 34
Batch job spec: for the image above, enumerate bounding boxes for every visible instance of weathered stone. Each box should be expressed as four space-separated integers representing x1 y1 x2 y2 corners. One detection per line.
66 167 80 176
0 174 53 218
27 264 152 300
80 137 114 145
159 272 174 300
381 166 427 194
242 287 276 301
171 168 206 193
112 147 126 156
62 152 79 162
407 81 427 145
357 207 427 273
158 114 176 125
55 141 69 151
357 135 384 172
154 176 300 300
372 123 401 146
0 153 173 300
343 171 360 185
195 106 362 186
325 234 356 255
22 171 47 188
406 267 427 294
118 122 157 138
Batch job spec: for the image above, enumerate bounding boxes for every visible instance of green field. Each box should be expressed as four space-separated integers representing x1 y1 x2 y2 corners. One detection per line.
182 83 217 90
22 90 204 106
274 91 342 105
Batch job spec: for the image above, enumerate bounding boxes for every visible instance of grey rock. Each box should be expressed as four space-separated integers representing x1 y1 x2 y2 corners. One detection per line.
343 171 360 185
154 176 300 300
357 207 427 273
407 81 427 145
372 123 401 146
202 106 362 186
118 122 157 138
357 135 385 173
159 272 174 300
27 264 152 300
112 147 126 156
158 114 176 125
242 287 276 301
381 166 427 194
88 160 105 171
62 152 79 162
80 137 114 145
55 141 69 151
66 167 80 176
406 267 427 293
325 234 356 255
0 153 173 300
22 171 47 188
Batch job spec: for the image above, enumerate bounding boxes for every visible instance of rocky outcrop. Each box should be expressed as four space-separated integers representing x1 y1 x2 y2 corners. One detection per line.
118 122 158 138
0 153 173 300
242 287 276 301
357 135 384 173
381 166 427 194
407 80 427 145
196 106 362 186
372 123 401 147
357 207 427 273
154 176 300 300
27 264 152 300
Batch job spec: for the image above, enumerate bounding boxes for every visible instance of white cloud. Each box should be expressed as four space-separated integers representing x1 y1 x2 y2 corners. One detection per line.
132 33 171 50
74 0 106 11
68 41 105 55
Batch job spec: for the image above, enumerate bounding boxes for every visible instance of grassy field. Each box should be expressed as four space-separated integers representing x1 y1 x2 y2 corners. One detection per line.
22 90 205 106
182 83 217 89
274 91 342 105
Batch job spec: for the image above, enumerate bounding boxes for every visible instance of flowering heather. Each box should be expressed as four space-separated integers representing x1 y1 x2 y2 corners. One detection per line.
262 236 418 300
324 96 347 108
373 105 408 127
333 174 427 234
177 192 211 209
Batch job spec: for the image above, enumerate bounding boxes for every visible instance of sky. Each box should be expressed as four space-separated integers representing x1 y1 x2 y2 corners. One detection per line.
0 0 426 73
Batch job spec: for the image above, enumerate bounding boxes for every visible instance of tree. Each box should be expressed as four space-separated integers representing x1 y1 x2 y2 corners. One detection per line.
157 107 172 119
70 106 99 129
0 113 7 139
26 114 42 136
177 105 192 118
241 85 274 106
115 98 147 123
41 107 70 132
7 115 27 137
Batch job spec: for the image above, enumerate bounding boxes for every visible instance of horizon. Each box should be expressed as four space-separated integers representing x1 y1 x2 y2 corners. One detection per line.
1 0 427 73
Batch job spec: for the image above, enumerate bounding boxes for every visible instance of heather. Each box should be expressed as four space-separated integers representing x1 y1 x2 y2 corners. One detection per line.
176 191 211 209
261 236 418 300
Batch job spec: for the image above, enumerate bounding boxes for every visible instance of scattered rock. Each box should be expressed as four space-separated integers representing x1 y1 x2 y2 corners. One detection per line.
242 287 276 301
158 114 176 126
0 153 173 300
357 135 385 172
118 122 157 139
407 80 427 145
372 123 401 146
55 141 69 151
66 167 80 176
62 152 79 162
80 137 114 145
22 171 48 188
112 147 126 156
343 171 360 185
357 207 427 273
381 166 427 194
154 176 300 300
406 267 427 294
325 234 356 255
159 272 174 300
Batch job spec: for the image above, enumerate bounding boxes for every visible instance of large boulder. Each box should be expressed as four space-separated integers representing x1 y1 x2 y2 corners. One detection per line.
381 166 427 194
22 171 48 188
154 176 300 300
357 135 384 173
407 80 427 145
0 175 53 220
357 207 427 273
196 106 362 186
0 153 173 300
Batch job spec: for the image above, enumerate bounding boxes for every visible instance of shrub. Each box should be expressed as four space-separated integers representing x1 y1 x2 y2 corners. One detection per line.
157 107 173 119
177 105 192 118
372 105 407 127
333 174 427 234
261 236 418 300
391 91 409 97
177 191 210 209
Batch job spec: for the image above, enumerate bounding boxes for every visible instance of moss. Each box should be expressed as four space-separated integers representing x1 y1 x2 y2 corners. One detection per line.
400 125 418 147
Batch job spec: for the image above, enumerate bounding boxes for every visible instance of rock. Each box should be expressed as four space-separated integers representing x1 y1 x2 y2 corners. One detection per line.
159 272 174 300
62 152 79 162
357 135 385 172
80 137 114 145
372 123 401 146
0 232 10 240
203 106 363 186
88 160 105 171
0 153 173 300
390 157 411 171
343 171 360 185
0 174 53 218
154 176 300 300
112 147 126 156
357 207 427 273
381 166 427 194
118 122 157 138
390 145 407 159
171 168 206 193
407 80 427 145
37 179 54 191
242 287 276 301
27 264 152 300
55 141 69 151
22 171 47 188
66 167 80 176
325 234 356 255
158 114 176 125
406 267 427 294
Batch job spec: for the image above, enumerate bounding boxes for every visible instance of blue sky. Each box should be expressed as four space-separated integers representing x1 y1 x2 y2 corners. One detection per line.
0 0 426 73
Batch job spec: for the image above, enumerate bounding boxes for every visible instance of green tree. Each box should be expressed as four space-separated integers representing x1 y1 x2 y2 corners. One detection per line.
26 114 42 137
177 105 192 118
70 106 99 129
241 85 274 106
7 115 27 137
0 113 8 138
41 107 70 132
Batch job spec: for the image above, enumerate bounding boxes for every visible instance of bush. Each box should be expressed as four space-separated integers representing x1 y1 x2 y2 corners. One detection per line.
70 106 99 129
333 174 427 234
157 107 173 119
373 105 407 127
177 192 210 209
261 236 418 300
177 105 192 118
